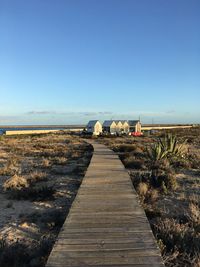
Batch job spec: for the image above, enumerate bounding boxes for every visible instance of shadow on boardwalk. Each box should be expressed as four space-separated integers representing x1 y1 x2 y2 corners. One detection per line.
46 141 164 267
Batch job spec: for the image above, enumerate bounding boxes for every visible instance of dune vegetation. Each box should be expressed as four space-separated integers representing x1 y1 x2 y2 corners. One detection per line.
0 128 199 267
99 127 200 267
0 132 93 267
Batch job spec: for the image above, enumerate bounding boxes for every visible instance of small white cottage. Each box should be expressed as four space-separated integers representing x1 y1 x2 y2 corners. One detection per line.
102 120 117 134
128 120 142 133
121 120 130 134
87 120 102 135
115 120 123 134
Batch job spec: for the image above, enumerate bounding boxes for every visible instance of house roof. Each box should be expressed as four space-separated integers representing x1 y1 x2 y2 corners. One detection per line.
128 120 140 126
103 120 116 127
114 120 123 125
87 120 100 127
121 120 129 124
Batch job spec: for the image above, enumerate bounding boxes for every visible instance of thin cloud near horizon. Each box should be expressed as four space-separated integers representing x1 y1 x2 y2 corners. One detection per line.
0 109 199 125
26 111 113 116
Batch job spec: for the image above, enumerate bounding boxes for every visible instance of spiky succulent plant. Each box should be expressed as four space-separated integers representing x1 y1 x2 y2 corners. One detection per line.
147 134 187 161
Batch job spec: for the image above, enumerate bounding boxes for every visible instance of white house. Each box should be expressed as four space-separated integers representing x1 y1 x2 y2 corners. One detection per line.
86 120 102 135
121 120 130 134
128 120 142 133
102 120 117 134
115 120 123 134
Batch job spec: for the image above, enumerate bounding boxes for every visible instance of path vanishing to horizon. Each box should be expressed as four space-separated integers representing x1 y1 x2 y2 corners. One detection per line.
46 141 164 267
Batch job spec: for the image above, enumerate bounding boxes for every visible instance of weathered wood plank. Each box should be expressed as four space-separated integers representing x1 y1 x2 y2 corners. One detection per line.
47 254 163 266
58 231 154 240
53 242 158 251
55 239 157 245
46 142 164 267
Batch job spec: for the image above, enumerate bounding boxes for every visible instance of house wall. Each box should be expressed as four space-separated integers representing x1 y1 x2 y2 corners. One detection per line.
110 126 117 134
103 122 117 134
122 122 130 134
87 121 102 135
129 122 142 133
94 122 102 135
136 122 142 132
110 122 117 134
116 122 123 133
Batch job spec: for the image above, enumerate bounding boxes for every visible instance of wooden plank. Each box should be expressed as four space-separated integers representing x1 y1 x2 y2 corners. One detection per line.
55 238 158 245
67 217 149 224
58 231 153 239
59 227 152 234
47 254 163 266
53 242 158 251
46 142 164 267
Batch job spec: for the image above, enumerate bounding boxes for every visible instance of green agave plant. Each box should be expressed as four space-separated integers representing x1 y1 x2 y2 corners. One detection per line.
147 142 168 161
147 134 187 161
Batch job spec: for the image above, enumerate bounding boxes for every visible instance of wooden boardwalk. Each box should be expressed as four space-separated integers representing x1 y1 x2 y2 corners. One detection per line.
46 142 164 267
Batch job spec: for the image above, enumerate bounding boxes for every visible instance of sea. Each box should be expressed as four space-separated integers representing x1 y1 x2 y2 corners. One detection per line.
0 125 83 135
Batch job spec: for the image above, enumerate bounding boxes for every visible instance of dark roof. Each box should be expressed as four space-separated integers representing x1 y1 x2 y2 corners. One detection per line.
103 120 116 127
128 120 140 126
114 120 123 124
121 120 128 124
87 120 100 127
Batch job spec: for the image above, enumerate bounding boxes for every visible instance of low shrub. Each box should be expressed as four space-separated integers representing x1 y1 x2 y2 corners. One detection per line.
113 144 137 153
52 157 67 165
137 182 149 197
0 164 17 176
27 171 47 184
131 147 146 159
150 162 177 191
3 175 28 191
41 158 51 168
0 235 55 267
40 209 66 229
0 241 29 267
123 156 145 169
187 203 200 226
20 209 66 231
188 154 200 169
6 185 55 201
151 167 177 191
35 235 55 264
145 207 162 220
130 171 151 189
152 218 200 260
149 189 159 203
170 156 191 169
0 237 6 252
0 157 21 176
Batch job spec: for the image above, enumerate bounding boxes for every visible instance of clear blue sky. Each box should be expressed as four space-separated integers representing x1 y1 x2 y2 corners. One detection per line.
0 0 200 125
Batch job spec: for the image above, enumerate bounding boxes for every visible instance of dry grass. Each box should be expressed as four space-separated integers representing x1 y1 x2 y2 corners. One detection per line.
149 189 159 203
123 156 145 169
152 217 200 267
41 158 51 168
137 182 149 197
28 171 47 184
0 133 93 267
3 174 28 191
187 203 200 225
99 128 200 267
0 157 21 176
53 156 68 165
